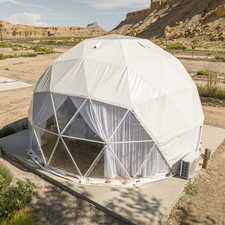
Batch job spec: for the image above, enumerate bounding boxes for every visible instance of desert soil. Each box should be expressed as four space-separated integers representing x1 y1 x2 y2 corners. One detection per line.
0 51 225 224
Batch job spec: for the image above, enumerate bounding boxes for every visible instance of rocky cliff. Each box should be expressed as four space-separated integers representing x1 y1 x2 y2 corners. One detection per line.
0 21 106 39
114 0 225 41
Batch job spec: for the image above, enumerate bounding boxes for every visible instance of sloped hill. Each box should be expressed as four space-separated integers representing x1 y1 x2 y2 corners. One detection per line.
114 0 225 41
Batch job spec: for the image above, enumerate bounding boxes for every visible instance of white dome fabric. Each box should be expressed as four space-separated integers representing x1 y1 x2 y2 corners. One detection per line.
29 35 204 181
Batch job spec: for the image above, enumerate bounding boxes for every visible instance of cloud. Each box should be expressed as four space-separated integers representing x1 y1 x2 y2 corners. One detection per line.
0 0 46 9
87 0 149 9
5 12 48 26
0 0 19 4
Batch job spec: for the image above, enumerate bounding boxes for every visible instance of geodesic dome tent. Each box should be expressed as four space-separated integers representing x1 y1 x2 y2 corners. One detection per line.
28 35 204 184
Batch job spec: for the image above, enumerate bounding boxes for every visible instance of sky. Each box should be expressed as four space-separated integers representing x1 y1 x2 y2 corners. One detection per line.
0 0 149 30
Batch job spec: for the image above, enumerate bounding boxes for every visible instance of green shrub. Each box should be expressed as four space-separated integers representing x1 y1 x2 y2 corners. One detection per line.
29 46 54 54
166 42 187 50
0 165 12 187
197 85 225 100
0 208 34 225
214 56 225 62
21 53 37 57
40 39 82 46
197 72 225 100
196 70 209 76
0 180 34 220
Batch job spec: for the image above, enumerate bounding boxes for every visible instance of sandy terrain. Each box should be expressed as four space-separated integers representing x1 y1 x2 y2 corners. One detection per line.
181 58 225 75
168 140 225 225
0 53 59 128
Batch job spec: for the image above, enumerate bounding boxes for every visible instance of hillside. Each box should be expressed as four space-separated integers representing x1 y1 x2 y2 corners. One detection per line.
114 0 225 41
0 20 106 39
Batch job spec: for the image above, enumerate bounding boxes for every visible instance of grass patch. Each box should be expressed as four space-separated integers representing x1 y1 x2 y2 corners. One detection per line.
0 53 38 60
0 164 34 224
184 182 198 196
166 42 187 50
196 70 210 76
214 56 225 62
198 85 225 100
0 178 34 222
197 72 225 100
0 165 12 187
0 41 55 57
0 208 34 225
40 39 82 46
29 46 54 54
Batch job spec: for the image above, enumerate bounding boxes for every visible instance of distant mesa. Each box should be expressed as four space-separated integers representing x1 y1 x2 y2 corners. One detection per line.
0 20 106 39
87 22 104 31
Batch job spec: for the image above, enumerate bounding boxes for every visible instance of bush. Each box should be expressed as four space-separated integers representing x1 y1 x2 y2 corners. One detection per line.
214 56 225 62
197 85 225 100
30 46 54 54
166 42 187 50
0 165 12 187
0 208 34 225
197 72 225 100
21 53 37 57
0 179 34 221
196 70 210 76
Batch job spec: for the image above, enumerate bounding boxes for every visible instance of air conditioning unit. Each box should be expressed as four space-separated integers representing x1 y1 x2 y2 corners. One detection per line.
179 151 201 179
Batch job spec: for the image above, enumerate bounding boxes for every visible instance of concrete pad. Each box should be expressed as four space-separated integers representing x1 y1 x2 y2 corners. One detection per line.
0 76 31 91
202 125 225 152
0 125 224 225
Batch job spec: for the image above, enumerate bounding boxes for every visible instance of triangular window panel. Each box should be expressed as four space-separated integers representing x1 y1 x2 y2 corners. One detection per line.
110 112 151 142
63 100 103 142
32 93 58 133
35 127 59 164
109 142 155 178
53 94 85 132
88 152 104 178
138 145 170 177
103 147 130 179
89 148 130 179
35 67 52 93
48 139 80 176
63 137 104 176
91 100 128 140
30 129 43 160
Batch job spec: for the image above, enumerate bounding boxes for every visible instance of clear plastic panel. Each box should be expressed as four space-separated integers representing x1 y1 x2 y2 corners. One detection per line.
53 94 85 132
104 146 130 179
35 67 52 93
90 100 128 140
35 127 59 164
88 152 105 178
138 145 170 177
48 138 80 176
32 92 58 133
109 142 155 178
110 111 151 142
30 128 43 160
63 100 103 142
63 137 104 175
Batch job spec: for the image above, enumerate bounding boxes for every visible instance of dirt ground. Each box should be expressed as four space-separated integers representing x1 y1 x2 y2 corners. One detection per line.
0 51 225 224
167 140 225 225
